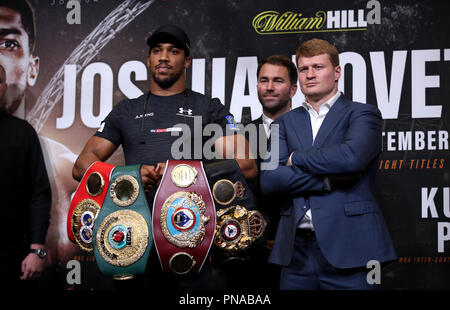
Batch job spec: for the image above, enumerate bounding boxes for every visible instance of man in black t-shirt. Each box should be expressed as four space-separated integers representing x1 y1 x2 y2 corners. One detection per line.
73 24 256 289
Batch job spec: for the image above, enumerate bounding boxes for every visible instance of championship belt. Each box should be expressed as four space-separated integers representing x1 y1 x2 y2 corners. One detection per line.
92 165 152 280
67 161 115 252
204 160 267 264
152 160 216 274
214 205 266 252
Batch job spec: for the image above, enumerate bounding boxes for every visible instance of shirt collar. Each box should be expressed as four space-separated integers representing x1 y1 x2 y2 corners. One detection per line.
302 91 342 112
262 113 273 126
261 113 274 136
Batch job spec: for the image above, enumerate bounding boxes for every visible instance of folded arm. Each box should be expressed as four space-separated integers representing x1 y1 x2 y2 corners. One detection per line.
260 119 325 196
291 104 382 175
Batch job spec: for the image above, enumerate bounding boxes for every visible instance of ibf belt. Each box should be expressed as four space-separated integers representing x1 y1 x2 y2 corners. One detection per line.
152 160 216 274
67 161 115 252
92 165 152 280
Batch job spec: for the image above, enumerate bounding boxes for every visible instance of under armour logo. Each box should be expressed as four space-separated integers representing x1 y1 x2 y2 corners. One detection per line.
178 108 193 115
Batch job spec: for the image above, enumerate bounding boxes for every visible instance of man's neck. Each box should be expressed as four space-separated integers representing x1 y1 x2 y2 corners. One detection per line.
150 78 186 96
306 89 338 113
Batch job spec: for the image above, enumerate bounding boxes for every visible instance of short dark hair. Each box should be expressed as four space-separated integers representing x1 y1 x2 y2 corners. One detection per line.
1 0 36 53
257 55 298 84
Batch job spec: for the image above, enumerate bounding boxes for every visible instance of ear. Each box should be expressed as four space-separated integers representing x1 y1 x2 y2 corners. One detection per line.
27 55 40 87
146 54 151 68
290 83 298 99
334 65 341 83
184 56 191 69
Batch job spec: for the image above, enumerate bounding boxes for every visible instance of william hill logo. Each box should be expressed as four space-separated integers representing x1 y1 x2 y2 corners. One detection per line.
252 1 381 35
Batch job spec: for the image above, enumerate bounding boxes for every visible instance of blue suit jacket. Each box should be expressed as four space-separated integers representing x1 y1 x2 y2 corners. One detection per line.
260 95 397 269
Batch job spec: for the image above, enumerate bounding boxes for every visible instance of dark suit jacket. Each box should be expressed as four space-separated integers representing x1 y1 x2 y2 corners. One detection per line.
260 95 397 269
247 116 282 241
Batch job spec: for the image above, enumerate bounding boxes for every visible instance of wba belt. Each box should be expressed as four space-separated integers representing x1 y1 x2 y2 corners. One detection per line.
67 161 115 252
152 160 216 274
92 165 152 280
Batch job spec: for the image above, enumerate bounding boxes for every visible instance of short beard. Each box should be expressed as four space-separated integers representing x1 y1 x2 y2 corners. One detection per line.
152 70 183 89
258 93 291 116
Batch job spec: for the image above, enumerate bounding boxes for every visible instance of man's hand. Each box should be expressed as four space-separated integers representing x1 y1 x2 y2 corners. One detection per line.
265 240 275 251
21 249 46 280
140 165 159 192
214 134 257 180
286 154 293 166
155 162 167 186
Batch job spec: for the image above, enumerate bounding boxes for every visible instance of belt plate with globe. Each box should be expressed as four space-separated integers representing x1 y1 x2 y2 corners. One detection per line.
92 165 152 280
152 160 216 274
67 161 115 252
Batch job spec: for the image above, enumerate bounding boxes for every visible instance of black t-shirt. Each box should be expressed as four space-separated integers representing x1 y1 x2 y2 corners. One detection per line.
95 89 232 165
95 89 234 201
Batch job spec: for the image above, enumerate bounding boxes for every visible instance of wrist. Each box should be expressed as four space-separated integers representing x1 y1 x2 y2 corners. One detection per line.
30 247 47 259
30 243 45 250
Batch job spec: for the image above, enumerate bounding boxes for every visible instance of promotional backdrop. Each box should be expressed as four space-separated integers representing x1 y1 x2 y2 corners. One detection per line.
11 0 450 289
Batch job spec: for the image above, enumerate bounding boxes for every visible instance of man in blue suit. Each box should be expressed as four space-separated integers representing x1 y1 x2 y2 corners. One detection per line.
260 39 397 290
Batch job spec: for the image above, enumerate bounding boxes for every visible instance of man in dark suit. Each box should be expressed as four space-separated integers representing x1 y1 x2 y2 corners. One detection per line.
252 54 298 236
260 39 397 289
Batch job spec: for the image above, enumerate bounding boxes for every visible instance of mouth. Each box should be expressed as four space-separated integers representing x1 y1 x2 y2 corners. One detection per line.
156 64 172 72
263 93 279 99
305 82 317 87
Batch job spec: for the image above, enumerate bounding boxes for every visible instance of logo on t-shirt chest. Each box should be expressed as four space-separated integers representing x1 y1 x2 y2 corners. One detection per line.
177 108 194 117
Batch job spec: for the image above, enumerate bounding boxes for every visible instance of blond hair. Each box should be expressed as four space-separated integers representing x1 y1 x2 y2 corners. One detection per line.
296 38 339 67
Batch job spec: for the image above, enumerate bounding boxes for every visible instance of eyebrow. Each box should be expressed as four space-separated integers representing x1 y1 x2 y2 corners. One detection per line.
0 28 22 36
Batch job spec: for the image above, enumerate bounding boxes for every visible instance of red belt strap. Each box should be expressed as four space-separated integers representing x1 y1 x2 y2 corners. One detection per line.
67 161 115 251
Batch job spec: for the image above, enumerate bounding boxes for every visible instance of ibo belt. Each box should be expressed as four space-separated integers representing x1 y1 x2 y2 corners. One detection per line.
67 161 115 252
93 165 152 280
152 160 216 274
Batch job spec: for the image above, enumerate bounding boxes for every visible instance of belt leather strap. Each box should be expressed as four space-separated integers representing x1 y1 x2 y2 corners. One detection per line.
93 165 152 280
67 161 115 252
153 160 216 274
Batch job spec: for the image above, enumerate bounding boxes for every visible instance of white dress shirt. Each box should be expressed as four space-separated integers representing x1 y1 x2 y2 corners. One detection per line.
261 113 273 138
296 91 342 230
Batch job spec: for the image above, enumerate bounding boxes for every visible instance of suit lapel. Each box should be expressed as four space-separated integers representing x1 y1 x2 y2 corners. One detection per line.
292 107 313 149
251 116 268 140
313 95 349 148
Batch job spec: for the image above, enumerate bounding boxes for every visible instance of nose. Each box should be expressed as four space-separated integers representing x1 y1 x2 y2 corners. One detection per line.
306 67 315 79
159 49 169 62
267 80 275 90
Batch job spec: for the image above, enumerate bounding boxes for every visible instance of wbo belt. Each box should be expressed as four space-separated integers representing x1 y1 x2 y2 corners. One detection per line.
152 160 216 275
204 160 267 264
92 165 152 280
67 161 115 252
